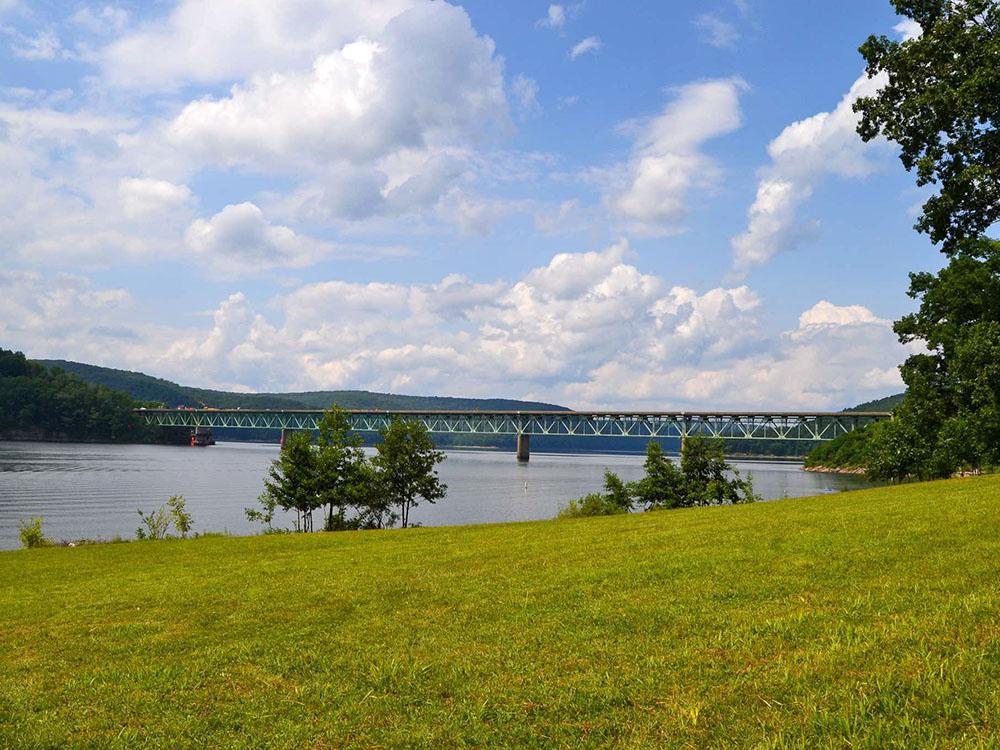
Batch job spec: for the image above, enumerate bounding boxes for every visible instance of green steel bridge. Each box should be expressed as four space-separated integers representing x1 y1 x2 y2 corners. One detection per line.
135 408 892 460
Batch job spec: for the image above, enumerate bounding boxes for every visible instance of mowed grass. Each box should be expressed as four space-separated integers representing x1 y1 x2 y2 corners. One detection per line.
2 479 999 749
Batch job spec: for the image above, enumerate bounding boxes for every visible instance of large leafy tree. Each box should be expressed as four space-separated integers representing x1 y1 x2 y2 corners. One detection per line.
867 238 1000 479
680 437 758 507
854 0 1000 252
852 2 1000 478
372 419 447 529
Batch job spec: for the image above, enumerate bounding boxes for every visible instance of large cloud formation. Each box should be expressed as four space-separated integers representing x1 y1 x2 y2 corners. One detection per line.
2 244 909 409
605 78 746 235
0 0 515 272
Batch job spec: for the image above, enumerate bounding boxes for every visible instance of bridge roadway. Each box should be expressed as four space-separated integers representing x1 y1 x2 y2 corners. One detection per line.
136 408 892 461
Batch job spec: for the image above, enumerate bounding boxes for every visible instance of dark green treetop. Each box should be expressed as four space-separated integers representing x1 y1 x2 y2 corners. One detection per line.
854 0 1000 252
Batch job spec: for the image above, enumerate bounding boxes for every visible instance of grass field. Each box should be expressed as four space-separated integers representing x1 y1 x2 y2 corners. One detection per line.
2 478 999 748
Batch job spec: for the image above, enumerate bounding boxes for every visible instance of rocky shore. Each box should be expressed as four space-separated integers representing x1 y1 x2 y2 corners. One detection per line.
803 465 866 475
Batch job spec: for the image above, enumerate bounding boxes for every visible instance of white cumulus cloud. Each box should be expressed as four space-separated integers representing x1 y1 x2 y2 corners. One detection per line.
0 243 912 407
730 71 888 276
607 77 746 235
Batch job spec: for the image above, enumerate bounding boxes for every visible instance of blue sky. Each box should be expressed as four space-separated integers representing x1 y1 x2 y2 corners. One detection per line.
0 0 936 409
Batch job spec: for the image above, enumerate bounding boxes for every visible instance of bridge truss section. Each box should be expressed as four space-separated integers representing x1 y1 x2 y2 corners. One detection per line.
138 410 890 442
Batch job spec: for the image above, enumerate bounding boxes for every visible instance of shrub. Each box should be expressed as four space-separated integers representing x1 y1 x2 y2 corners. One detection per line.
167 495 193 538
18 517 50 548
558 493 628 519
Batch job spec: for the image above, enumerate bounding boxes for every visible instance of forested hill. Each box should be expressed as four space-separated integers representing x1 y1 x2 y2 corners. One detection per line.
38 360 569 412
1 349 161 443
847 393 904 412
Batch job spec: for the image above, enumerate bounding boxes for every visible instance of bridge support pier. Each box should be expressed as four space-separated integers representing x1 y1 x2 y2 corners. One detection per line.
280 428 288 447
516 433 530 462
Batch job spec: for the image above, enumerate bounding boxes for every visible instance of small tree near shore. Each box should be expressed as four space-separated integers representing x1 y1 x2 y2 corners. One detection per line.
261 430 321 532
372 419 447 529
565 438 758 519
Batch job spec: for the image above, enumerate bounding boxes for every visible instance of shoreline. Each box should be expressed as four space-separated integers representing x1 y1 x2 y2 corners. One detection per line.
803 464 866 475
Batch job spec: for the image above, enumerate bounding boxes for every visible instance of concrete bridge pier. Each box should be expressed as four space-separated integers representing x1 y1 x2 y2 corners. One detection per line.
280 428 288 447
516 433 530 462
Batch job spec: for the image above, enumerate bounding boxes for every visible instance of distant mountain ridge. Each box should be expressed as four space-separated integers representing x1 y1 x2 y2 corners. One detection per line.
847 393 904 412
37 359 569 412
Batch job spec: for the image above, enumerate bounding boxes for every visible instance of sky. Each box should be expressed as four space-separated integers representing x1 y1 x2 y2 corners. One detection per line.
0 0 939 409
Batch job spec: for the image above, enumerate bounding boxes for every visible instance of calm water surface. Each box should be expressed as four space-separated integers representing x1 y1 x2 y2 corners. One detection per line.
0 441 873 549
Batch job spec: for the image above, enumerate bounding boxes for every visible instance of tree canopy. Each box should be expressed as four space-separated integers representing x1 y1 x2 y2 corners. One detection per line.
0 348 159 443
855 0 1000 252
248 407 448 532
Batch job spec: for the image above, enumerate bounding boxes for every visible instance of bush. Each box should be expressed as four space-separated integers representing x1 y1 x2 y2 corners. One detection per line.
136 495 194 540
167 495 193 538
18 517 50 548
558 493 629 519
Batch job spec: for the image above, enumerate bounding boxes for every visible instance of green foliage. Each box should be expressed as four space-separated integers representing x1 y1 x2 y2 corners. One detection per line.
136 505 172 541
849 393 905 412
245 490 280 532
632 441 687 509
166 495 193 538
855 1 1000 252
261 430 321 532
632 438 759 511
680 437 758 506
17 518 50 549
557 493 627 518
41 358 565 412
855 0 1000 481
247 407 449 531
372 419 447 529
0 348 159 443
568 440 759 520
600 469 633 511
136 496 196 540
315 405 368 529
3 477 1000 747
804 426 874 469
559 470 634 518
864 238 1000 479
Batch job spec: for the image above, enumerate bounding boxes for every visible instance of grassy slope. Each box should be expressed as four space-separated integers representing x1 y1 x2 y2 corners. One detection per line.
2 479 998 749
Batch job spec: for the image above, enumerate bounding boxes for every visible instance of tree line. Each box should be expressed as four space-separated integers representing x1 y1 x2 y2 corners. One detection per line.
0 348 160 443
246 405 446 532
817 0 1000 481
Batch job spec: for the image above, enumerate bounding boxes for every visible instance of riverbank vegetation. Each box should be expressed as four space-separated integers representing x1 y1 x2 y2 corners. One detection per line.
560 438 758 518
0 348 164 444
2 475 998 747
248 406 446 532
803 426 874 472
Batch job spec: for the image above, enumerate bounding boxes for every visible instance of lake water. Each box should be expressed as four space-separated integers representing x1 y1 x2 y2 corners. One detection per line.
0 441 873 549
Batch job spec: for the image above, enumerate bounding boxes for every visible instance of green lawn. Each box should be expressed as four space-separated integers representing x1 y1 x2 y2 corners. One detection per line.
2 478 999 748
